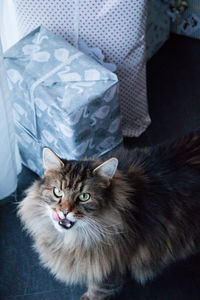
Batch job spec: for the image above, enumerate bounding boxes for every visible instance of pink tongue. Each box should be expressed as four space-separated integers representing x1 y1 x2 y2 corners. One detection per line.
52 210 60 221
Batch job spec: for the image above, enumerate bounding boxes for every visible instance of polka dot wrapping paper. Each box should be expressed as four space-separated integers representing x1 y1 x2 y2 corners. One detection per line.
13 0 150 137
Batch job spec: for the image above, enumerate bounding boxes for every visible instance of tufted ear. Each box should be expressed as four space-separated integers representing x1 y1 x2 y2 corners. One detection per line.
93 158 118 180
43 147 64 171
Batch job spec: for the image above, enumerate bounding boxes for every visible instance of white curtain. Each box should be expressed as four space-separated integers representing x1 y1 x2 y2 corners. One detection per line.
0 0 21 199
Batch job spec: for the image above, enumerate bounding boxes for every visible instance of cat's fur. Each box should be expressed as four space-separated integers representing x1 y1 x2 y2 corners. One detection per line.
18 130 200 300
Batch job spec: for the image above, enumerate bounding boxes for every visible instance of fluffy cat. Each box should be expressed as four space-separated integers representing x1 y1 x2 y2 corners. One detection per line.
18 130 200 300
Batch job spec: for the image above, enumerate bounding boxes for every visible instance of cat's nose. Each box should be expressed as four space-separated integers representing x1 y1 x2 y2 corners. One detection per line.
61 207 69 215
58 209 68 219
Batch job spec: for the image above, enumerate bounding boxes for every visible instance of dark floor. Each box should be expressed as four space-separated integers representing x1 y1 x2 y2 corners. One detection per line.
1 34 200 300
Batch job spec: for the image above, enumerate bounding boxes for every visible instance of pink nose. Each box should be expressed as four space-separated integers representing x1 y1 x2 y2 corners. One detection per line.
61 208 69 214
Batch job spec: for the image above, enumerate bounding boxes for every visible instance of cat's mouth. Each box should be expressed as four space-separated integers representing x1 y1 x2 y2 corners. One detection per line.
52 210 75 230
58 218 74 230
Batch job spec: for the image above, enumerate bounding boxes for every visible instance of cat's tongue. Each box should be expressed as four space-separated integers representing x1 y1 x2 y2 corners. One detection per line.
52 210 60 221
52 210 74 229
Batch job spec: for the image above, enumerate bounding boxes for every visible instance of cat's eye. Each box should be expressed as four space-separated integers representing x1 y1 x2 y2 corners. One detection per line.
79 193 90 202
53 187 63 198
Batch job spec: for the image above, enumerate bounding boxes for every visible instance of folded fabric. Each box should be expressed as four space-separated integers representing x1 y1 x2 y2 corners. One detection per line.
147 0 193 59
146 0 171 59
172 0 200 40
4 26 122 176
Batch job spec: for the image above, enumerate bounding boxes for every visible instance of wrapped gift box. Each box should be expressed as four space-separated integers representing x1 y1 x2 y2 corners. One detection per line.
3 0 150 137
4 26 122 176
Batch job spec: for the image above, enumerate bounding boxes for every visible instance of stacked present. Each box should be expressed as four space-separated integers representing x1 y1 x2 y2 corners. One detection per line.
4 27 122 176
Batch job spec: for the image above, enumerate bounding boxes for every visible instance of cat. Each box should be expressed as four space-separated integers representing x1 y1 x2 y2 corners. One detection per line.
18 130 200 300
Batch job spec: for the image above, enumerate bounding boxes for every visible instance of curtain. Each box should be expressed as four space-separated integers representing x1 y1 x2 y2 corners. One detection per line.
0 0 21 199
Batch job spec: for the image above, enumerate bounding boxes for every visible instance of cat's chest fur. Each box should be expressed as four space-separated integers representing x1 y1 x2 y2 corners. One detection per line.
34 225 121 285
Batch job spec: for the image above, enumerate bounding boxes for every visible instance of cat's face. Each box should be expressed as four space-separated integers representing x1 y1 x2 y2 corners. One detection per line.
41 148 118 233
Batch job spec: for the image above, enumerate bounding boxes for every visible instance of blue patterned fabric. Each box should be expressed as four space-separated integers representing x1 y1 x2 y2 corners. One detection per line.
4 26 122 176
172 1 200 39
146 0 171 59
146 0 193 59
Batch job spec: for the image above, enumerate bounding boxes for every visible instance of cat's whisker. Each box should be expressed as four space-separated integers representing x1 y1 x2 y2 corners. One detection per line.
99 222 123 229
79 219 112 245
80 217 126 243
13 200 21 205
84 217 124 233
38 202 49 208
78 221 101 247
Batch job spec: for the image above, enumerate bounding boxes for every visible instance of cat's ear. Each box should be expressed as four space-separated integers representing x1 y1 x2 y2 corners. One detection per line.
93 158 118 180
43 147 64 172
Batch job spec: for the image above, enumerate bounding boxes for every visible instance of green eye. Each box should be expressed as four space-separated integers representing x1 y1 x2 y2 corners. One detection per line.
53 187 63 198
79 193 90 202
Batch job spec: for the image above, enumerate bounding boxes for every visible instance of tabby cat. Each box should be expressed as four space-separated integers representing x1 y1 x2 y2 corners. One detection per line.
18 130 200 300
